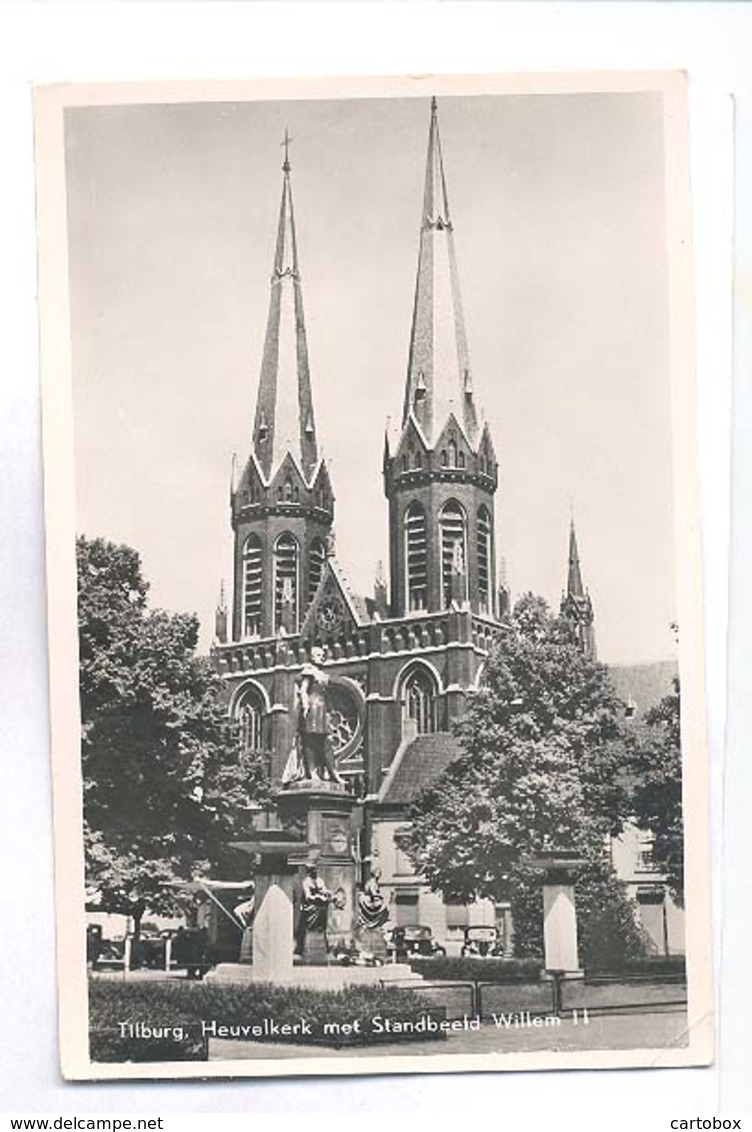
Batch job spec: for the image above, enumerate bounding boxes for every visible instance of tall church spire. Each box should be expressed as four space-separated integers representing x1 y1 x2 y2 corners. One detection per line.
252 133 319 483
402 97 479 448
560 519 596 658
384 99 499 621
230 134 333 643
567 519 585 598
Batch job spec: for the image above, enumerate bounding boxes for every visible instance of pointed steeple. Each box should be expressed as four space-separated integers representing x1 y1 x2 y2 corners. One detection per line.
252 133 319 483
567 520 585 598
402 98 479 448
215 580 228 644
560 519 596 659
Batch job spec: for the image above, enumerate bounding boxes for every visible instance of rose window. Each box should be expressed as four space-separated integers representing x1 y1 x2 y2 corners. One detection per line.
325 683 362 760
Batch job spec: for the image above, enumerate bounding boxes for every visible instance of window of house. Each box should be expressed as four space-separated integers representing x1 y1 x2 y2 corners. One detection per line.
394 891 419 925
636 836 656 873
445 899 470 935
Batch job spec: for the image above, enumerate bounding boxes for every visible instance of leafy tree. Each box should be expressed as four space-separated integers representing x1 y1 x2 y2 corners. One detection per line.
629 679 684 906
78 536 268 933
406 593 648 967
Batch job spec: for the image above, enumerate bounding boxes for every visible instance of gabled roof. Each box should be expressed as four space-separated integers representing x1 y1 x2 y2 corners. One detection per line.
378 731 463 806
299 556 370 640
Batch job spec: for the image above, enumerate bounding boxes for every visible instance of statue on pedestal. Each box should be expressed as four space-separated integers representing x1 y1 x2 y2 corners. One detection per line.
294 863 332 956
358 865 389 930
282 646 344 786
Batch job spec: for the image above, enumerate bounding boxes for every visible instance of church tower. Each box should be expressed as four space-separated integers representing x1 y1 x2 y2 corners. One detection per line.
230 136 334 641
560 520 596 659
383 99 499 619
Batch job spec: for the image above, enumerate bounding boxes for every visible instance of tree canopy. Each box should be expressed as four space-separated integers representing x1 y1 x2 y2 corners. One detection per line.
628 679 684 906
78 536 268 927
405 593 648 967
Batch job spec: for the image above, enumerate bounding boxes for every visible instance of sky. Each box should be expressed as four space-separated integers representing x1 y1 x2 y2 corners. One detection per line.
65 90 677 664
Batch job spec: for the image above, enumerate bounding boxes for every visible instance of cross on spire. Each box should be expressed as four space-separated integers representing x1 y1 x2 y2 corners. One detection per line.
282 127 292 172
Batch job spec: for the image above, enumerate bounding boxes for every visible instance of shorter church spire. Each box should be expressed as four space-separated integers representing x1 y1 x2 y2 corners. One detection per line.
560 519 596 659
567 519 585 598
215 580 228 644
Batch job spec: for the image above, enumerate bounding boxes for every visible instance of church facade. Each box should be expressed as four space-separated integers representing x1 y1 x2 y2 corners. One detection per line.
210 100 670 957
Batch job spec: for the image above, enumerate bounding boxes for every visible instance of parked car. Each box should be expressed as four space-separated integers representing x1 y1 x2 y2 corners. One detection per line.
130 925 168 969
387 924 446 961
89 935 126 968
460 925 504 958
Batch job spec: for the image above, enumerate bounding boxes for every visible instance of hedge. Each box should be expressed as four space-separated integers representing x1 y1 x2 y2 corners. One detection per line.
89 978 445 1062
408 957 543 982
407 955 686 981
586 955 686 977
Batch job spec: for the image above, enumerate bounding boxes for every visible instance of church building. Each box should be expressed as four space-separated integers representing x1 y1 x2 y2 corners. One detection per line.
211 99 666 956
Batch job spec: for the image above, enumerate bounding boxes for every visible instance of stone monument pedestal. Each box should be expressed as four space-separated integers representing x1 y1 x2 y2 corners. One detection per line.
229 830 318 983
225 782 360 981
528 850 587 979
276 780 359 959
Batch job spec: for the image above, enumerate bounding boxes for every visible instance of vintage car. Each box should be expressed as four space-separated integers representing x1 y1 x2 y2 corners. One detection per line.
386 924 447 961
459 925 504 958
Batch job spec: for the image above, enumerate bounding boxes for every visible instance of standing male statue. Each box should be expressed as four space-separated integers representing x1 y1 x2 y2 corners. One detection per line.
282 645 343 785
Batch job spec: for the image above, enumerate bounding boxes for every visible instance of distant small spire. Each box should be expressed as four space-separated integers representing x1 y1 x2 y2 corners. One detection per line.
561 519 596 659
215 579 228 644
567 519 585 598
281 126 292 173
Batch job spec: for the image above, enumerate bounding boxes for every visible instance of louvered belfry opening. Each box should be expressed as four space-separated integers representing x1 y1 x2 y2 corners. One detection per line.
241 535 263 637
439 500 467 607
274 531 299 631
405 501 428 611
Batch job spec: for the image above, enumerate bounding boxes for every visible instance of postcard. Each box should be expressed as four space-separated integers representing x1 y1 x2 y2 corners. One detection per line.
35 70 712 1080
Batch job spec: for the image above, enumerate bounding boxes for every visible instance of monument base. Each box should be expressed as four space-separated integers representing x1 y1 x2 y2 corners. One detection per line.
299 930 328 965
357 927 388 962
205 962 422 989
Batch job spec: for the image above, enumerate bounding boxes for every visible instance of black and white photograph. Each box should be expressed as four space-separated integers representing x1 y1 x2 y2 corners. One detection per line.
34 71 712 1080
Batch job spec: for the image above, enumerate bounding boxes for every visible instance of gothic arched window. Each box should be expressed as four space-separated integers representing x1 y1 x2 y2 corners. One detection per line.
404 501 428 611
439 500 468 607
402 666 439 734
241 534 263 638
236 686 265 754
309 537 326 604
274 532 299 631
448 438 458 467
477 506 493 616
284 477 293 502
